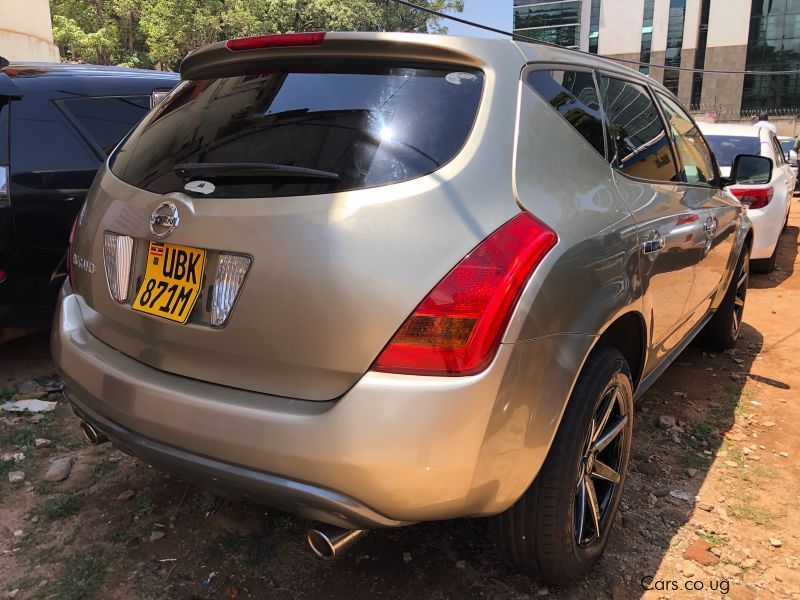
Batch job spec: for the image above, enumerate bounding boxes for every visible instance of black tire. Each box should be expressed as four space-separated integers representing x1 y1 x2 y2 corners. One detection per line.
496 346 633 584
701 247 749 350
752 240 777 273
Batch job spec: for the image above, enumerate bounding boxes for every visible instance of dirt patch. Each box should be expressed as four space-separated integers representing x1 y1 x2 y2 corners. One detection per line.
2 212 800 599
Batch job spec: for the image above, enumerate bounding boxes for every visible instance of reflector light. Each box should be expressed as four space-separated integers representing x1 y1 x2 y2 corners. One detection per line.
211 253 251 326
226 32 325 52
372 212 557 376
103 232 133 302
729 187 774 210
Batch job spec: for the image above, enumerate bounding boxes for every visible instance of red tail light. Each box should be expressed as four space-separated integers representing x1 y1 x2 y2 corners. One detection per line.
372 212 557 376
66 211 79 288
226 32 325 52
730 187 773 210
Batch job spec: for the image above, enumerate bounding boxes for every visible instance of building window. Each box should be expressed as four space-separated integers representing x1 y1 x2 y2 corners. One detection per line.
743 0 800 111
514 0 582 48
589 0 601 54
639 0 656 66
663 0 687 94
690 0 712 107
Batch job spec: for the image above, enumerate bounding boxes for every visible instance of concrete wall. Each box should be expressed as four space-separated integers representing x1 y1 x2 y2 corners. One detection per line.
0 0 59 62
597 0 645 56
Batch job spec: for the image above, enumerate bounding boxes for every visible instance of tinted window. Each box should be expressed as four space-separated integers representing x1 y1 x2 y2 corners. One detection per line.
527 69 605 157
704 135 761 167
656 93 715 185
598 76 679 182
110 66 484 199
771 135 785 165
60 95 151 157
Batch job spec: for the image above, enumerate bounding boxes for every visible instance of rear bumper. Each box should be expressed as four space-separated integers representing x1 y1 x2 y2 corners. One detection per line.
748 195 788 260
52 287 592 528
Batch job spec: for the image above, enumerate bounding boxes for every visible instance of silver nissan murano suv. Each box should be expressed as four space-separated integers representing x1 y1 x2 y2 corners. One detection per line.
52 32 760 583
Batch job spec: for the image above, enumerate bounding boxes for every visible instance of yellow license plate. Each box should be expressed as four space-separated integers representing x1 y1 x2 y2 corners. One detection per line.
132 242 206 324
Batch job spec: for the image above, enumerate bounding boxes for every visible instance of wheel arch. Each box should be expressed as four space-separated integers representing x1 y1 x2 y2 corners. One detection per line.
592 311 647 392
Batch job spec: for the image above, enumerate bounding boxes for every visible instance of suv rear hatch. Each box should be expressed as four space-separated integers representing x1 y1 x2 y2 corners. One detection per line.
70 33 519 400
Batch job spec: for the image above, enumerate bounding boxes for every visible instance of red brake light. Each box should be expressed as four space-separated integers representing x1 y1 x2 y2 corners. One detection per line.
226 32 325 52
730 187 774 210
372 212 557 376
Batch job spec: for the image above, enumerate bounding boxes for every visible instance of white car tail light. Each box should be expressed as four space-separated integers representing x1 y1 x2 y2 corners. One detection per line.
211 253 251 326
103 232 133 302
729 186 774 210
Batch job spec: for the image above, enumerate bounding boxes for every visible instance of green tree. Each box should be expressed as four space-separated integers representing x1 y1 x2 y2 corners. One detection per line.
51 0 464 70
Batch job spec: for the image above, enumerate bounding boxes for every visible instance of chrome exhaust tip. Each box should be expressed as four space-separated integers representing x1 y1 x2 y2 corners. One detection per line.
80 421 108 445
306 523 367 560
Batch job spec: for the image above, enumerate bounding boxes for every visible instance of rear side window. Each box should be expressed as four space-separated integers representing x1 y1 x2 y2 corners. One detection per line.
703 135 760 167
110 66 484 198
771 135 785 166
597 76 679 183
526 69 605 157
58 95 151 157
655 93 716 185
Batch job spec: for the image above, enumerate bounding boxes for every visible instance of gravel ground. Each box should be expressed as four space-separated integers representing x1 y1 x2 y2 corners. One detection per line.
1 208 800 599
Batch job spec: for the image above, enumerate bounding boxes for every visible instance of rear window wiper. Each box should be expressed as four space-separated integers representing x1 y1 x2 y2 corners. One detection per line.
174 162 340 181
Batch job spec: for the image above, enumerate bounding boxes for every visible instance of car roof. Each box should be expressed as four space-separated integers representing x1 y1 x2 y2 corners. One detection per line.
696 122 764 138
1 62 178 96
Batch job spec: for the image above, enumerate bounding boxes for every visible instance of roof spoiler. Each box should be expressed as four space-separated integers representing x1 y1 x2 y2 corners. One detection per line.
179 32 485 81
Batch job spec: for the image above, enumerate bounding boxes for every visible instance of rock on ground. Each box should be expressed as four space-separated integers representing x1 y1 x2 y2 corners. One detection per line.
7 471 25 484
44 457 73 482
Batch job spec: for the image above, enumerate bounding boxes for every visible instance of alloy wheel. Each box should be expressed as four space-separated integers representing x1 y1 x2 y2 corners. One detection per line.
574 386 630 547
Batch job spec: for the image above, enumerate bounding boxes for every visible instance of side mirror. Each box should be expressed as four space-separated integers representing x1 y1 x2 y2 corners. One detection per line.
727 154 773 186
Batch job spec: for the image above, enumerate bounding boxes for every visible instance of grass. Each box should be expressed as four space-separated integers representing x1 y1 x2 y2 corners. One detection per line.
5 575 36 591
728 500 783 529
91 459 119 482
129 493 155 518
52 547 109 600
0 385 15 400
696 531 728 547
30 493 80 522
34 481 54 495
1 411 55 450
110 530 131 544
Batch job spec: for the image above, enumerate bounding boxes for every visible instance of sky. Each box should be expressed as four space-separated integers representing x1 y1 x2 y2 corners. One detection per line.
443 0 513 38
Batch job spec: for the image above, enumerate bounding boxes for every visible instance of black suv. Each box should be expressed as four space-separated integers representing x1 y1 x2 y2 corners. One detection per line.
0 61 177 341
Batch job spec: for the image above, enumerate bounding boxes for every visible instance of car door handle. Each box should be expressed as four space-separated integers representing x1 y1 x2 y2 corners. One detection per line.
642 235 665 254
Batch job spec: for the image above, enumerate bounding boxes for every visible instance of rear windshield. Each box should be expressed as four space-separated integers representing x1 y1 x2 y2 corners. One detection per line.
703 134 761 167
109 65 484 198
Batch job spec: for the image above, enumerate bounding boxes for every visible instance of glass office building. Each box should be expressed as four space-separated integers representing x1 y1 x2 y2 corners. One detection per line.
639 0 656 74
513 0 583 48
588 0 602 53
742 0 800 110
663 0 687 94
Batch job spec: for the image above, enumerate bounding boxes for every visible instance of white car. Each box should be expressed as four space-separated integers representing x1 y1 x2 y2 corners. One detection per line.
779 136 799 189
700 122 794 272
